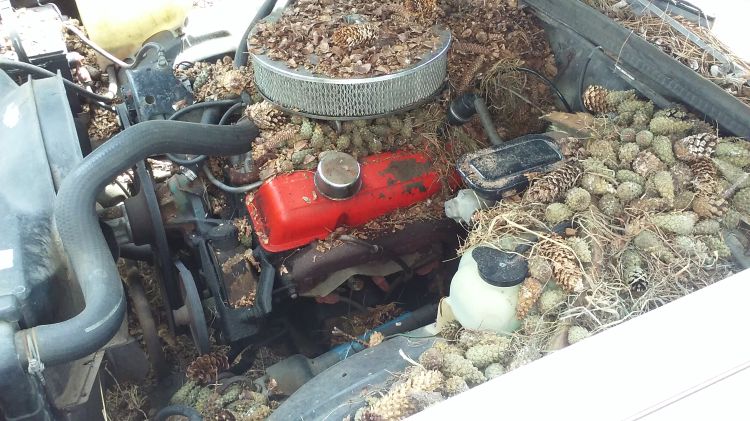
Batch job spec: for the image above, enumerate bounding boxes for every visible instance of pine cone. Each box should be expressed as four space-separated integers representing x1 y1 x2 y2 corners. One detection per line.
418 347 444 371
214 409 236 421
186 352 230 385
465 343 504 369
627 266 648 293
690 157 723 200
246 101 287 130
674 133 717 162
266 126 298 150
442 376 469 397
404 0 439 21
457 329 508 349
439 321 461 341
582 85 612 114
365 369 443 420
632 151 666 178
630 197 672 213
693 193 728 218
454 54 485 94
524 162 582 203
536 236 584 293
332 23 377 48
220 69 252 96
516 277 542 319
442 353 486 384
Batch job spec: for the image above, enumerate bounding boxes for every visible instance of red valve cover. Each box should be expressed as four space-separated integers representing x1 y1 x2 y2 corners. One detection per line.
246 151 442 252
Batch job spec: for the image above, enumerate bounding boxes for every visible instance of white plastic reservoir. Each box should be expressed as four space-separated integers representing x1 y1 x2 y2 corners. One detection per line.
445 245 525 333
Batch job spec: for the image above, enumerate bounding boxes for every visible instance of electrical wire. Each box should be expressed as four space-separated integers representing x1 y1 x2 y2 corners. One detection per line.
0 58 115 103
515 67 573 113
165 100 242 165
63 24 159 69
202 165 263 193
577 46 604 111
45 2 160 69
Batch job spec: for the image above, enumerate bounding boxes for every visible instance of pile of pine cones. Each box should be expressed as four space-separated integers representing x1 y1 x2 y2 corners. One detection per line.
516 85 741 311
175 56 255 102
355 323 589 420
247 101 430 180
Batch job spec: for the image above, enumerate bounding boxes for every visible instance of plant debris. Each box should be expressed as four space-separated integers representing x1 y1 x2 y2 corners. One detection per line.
324 303 404 345
583 0 750 106
463 88 739 337
175 56 255 102
248 0 442 78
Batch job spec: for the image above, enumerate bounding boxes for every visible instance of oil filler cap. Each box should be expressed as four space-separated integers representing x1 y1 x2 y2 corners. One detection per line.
314 152 362 200
472 246 527 287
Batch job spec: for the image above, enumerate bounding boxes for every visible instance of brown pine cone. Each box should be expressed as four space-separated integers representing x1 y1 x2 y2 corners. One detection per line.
332 23 377 48
265 126 298 150
582 85 612 114
537 236 584 293
364 369 443 420
692 193 728 218
690 157 720 193
516 277 542 319
404 0 439 21
454 41 494 57
246 101 287 131
214 409 236 421
186 352 230 385
454 55 485 94
524 162 582 203
674 133 718 162
632 151 666 178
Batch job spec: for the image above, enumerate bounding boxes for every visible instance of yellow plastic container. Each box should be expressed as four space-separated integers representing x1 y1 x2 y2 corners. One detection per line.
75 0 191 67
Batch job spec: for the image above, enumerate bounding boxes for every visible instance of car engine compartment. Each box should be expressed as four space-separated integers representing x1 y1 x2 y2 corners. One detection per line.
1 0 749 420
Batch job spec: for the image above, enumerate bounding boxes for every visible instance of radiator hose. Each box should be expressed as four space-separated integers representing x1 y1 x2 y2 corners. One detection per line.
14 120 258 366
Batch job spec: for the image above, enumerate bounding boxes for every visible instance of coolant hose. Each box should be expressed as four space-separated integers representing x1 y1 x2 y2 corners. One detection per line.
14 120 258 367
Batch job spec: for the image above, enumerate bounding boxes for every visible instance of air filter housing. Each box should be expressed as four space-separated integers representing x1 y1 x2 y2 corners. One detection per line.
252 27 451 120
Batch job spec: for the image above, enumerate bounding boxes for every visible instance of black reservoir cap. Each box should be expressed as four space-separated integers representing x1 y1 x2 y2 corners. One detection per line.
471 246 527 287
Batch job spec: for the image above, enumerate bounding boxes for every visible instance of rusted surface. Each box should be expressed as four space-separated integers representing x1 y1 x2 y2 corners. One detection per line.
380 158 433 182
287 219 460 294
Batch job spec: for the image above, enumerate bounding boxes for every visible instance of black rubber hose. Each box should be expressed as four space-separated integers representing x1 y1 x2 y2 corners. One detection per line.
170 99 240 122
234 0 278 68
154 404 202 421
0 58 114 103
219 102 247 125
14 120 258 366
166 106 224 166
447 93 504 145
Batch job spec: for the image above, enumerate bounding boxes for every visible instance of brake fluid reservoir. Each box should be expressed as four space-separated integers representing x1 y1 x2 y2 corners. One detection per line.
446 246 525 333
75 0 191 67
